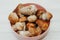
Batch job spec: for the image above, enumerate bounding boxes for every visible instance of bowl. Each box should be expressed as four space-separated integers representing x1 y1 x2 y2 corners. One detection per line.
9 3 52 40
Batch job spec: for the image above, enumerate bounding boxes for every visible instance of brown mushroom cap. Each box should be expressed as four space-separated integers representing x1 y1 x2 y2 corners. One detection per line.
8 12 18 25
36 19 50 31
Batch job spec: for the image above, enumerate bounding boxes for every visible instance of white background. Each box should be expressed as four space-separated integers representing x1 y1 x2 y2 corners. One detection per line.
0 0 60 40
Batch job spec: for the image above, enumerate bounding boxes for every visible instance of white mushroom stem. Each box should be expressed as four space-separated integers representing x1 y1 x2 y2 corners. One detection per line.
23 22 26 31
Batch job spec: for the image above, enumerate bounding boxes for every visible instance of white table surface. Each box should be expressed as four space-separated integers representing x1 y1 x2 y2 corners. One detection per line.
0 0 60 40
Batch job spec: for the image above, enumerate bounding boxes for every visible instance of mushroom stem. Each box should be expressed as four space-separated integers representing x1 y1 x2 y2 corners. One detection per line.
23 23 26 31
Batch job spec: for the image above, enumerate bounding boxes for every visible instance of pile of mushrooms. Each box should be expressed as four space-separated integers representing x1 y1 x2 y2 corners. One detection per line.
8 4 52 37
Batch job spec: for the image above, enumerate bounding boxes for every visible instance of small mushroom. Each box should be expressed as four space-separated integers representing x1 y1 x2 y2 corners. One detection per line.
20 5 37 15
19 16 27 22
36 27 42 35
41 22 49 31
18 31 31 36
12 22 26 31
26 23 35 28
13 4 24 17
39 13 47 20
27 15 37 22
8 12 18 24
36 19 44 27
28 27 37 36
28 26 42 36
39 12 52 20
26 23 38 36
36 19 49 31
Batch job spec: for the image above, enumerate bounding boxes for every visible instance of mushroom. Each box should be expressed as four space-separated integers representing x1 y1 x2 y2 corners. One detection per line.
12 22 26 31
26 23 35 28
36 27 42 35
27 15 37 22
20 5 37 15
46 12 52 20
41 22 49 31
13 4 24 17
39 12 52 20
18 31 31 36
36 19 43 27
36 19 49 31
39 13 47 20
19 16 27 22
8 12 18 24
28 27 37 36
